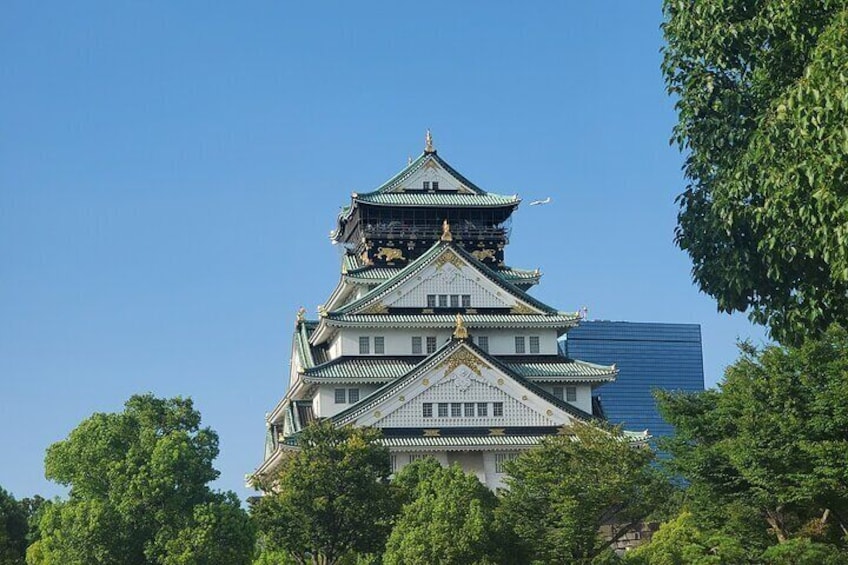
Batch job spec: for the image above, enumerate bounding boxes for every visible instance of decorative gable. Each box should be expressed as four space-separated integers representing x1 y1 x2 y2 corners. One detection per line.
334 342 588 428
385 155 476 194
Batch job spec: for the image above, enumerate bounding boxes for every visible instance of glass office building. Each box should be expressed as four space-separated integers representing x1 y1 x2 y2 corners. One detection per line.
560 321 704 438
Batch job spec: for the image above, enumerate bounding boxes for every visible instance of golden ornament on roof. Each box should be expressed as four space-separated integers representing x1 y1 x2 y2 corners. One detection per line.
441 219 453 242
453 313 469 340
425 129 435 153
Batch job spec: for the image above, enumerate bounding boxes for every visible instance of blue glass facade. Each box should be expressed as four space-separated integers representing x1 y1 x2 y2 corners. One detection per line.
560 321 704 438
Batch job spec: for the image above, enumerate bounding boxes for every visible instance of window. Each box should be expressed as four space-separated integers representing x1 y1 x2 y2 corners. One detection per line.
477 402 488 417
426 336 437 354
451 403 462 418
359 336 370 354
409 453 426 463
412 336 422 355
493 402 504 417
450 294 460 308
529 336 540 354
432 181 439 190
552 386 564 400
438 403 449 417
348 388 360 403
464 402 475 417
566 386 577 402
423 403 433 418
423 181 430 190
334 388 346 404
426 294 436 308
461 294 471 307
477 335 489 352
495 453 518 473
374 336 385 354
515 336 526 354
390 454 398 473
438 294 448 308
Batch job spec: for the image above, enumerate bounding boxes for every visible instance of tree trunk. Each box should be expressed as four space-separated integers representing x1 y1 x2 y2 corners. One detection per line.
765 508 788 543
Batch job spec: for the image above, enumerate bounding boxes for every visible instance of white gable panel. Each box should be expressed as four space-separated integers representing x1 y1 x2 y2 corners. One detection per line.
347 345 580 428
381 262 518 310
390 159 474 194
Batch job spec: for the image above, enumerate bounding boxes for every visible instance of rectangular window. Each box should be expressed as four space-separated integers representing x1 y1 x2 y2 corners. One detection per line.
359 336 370 354
529 336 540 354
334 388 346 404
461 294 471 307
426 294 436 308
348 388 360 403
566 386 577 402
477 336 489 352
450 294 460 308
438 295 448 308
495 453 517 473
451 403 462 418
552 386 564 400
432 181 439 190
477 402 488 417
390 454 398 473
464 402 475 417
515 336 526 354
374 336 385 354
438 403 449 418
423 181 430 190
423 403 433 418
412 336 422 355
493 402 504 417
409 453 426 463
426 336 437 354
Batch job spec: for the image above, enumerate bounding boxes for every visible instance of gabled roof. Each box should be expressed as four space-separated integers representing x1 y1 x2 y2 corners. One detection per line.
332 240 560 316
374 151 486 195
341 254 541 287
301 354 616 384
331 337 598 426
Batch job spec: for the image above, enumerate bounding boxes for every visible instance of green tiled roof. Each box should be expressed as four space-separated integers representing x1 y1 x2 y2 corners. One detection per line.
353 192 519 207
300 355 615 383
324 313 579 328
334 241 559 315
294 321 318 368
342 262 540 286
373 151 486 195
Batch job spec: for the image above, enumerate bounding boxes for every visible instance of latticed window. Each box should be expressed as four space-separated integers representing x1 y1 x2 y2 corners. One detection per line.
348 388 360 403
477 403 488 417
359 336 370 354
438 295 448 308
390 454 398 473
438 403 449 417
412 336 422 355
461 294 471 308
477 335 489 352
422 403 433 418
495 452 518 473
451 403 462 417
450 294 460 308
374 336 385 354
426 336 437 354
423 181 431 190
409 453 426 463
529 336 540 354
515 336 526 354
566 386 577 402
334 388 346 404
426 295 436 308
552 386 564 400
432 181 439 190
493 402 504 417
464 402 475 417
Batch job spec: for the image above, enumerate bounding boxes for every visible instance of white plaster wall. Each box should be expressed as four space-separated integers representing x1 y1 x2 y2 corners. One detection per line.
312 384 381 419
542 383 593 414
382 263 515 309
335 328 558 356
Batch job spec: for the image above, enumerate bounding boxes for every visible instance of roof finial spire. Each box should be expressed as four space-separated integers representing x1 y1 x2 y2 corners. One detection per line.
441 219 453 242
425 129 435 153
453 313 468 340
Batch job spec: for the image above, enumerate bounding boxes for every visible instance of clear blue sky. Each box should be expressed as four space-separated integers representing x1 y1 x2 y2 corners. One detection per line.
1 2 767 502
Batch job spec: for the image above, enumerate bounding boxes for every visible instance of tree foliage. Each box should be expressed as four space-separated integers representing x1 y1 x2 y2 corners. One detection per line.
657 325 848 548
0 487 28 565
498 423 671 564
31 394 254 565
663 0 848 344
383 458 514 565
251 421 395 565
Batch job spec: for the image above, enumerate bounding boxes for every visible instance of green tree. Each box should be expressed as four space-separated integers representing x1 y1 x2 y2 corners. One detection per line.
30 394 254 565
251 421 395 565
383 458 514 565
0 487 27 565
662 0 848 344
498 423 671 564
657 325 848 548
